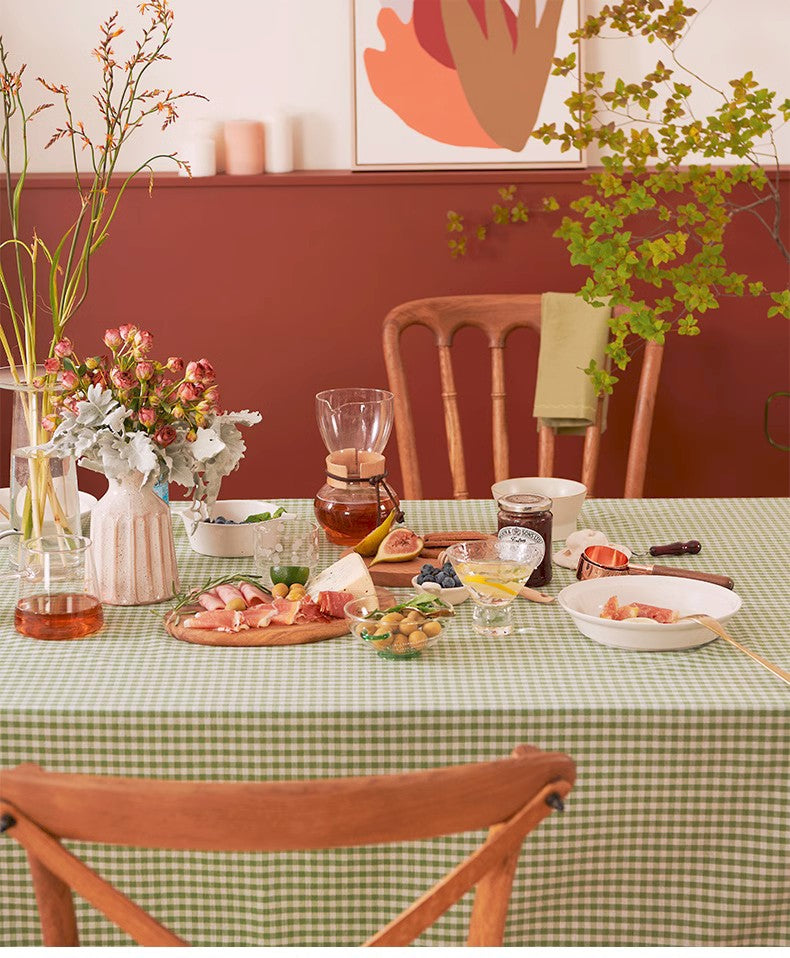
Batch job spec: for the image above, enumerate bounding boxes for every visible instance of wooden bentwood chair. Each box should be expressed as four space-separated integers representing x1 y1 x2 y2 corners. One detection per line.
383 295 665 499
0 746 575 947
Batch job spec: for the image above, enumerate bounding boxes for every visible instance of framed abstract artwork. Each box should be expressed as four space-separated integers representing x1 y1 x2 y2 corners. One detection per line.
352 0 584 169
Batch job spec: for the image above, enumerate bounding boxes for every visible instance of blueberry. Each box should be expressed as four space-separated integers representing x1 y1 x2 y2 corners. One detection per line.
421 564 433 574
416 573 426 584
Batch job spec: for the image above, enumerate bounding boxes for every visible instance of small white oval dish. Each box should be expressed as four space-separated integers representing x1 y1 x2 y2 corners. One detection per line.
557 576 742 651
410 575 469 606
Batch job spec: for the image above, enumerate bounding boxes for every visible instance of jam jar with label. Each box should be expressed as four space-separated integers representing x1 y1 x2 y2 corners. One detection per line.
496 494 553 587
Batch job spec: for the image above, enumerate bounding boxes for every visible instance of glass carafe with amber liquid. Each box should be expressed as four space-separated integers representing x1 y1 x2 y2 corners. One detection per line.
313 388 401 546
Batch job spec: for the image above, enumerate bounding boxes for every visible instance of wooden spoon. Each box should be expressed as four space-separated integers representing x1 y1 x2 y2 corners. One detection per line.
679 614 789 685
519 586 555 605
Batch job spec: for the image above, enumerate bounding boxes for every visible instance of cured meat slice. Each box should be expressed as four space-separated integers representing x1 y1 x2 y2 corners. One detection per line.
182 609 248 632
215 584 245 605
317 590 354 620
600 595 619 620
240 582 271 607
601 596 679 623
197 590 225 611
243 606 277 628
271 597 300 625
297 598 330 624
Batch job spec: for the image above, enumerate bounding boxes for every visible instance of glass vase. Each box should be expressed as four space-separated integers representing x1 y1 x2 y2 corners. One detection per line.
0 368 81 542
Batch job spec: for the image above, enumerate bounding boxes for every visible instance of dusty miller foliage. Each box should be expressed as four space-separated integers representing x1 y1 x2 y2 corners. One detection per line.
447 0 790 394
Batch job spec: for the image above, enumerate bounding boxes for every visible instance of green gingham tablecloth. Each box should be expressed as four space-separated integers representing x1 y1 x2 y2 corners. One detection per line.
1 498 788 947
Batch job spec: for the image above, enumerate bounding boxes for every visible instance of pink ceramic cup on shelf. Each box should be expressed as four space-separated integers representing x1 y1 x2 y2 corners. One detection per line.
223 120 265 175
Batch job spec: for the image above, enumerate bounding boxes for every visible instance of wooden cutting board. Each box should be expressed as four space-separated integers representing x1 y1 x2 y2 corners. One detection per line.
165 609 352 647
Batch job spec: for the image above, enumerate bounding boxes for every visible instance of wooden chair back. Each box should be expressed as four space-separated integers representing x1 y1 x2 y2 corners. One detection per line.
382 294 664 499
0 744 575 947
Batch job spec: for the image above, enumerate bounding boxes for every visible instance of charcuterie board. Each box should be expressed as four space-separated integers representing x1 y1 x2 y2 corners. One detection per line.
165 586 396 648
165 608 352 647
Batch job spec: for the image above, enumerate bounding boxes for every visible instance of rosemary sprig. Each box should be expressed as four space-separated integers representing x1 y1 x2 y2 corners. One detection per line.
171 573 268 614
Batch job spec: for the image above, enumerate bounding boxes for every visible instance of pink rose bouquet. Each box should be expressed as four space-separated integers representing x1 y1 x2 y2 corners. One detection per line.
41 327 260 502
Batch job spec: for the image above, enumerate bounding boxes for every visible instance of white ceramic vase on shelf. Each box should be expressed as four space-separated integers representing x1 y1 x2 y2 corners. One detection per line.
90 471 180 606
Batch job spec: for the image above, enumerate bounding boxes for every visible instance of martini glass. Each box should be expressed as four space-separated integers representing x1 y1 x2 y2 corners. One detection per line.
446 538 545 637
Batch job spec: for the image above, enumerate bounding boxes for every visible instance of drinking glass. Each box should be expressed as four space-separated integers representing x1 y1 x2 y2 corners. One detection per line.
445 538 545 637
254 516 320 588
4 533 104 640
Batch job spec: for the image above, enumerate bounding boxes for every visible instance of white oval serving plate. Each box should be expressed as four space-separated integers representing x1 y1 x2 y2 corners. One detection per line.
557 575 742 651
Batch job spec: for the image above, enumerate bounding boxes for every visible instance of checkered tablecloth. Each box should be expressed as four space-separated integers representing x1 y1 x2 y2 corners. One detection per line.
1 498 788 946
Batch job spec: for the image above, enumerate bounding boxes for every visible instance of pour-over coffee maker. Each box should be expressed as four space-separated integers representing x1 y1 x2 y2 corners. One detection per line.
313 388 402 546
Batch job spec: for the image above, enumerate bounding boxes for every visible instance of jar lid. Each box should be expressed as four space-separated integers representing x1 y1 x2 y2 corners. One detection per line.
497 493 552 514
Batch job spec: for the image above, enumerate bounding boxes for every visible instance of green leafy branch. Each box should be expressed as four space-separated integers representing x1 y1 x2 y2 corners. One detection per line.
447 1 789 395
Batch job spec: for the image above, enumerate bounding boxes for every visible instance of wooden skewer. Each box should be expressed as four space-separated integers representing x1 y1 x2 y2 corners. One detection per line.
0 502 10 521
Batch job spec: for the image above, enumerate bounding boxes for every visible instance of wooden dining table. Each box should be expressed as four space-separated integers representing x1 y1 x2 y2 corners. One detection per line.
1 496 788 947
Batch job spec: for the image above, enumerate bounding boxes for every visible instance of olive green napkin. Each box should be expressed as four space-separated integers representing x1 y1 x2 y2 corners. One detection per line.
533 292 611 435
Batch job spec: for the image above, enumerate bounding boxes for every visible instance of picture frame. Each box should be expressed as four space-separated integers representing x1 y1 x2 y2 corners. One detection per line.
352 0 585 171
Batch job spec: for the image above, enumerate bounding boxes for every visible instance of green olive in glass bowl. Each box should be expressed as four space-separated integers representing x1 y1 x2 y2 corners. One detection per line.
344 595 454 661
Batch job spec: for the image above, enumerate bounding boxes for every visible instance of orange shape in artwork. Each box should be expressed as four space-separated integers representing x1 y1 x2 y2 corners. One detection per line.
363 8 498 149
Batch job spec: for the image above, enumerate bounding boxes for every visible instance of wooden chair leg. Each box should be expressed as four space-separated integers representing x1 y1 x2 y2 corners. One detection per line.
537 425 555 477
624 341 664 498
466 828 522 946
26 850 80 946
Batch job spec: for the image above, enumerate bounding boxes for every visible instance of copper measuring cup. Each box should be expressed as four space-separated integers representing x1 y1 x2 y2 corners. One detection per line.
576 544 734 590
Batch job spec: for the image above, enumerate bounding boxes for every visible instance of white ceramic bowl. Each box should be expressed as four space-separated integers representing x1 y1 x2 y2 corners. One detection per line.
180 500 291 558
410 574 469 605
557 576 742 651
0 488 96 531
491 477 587 542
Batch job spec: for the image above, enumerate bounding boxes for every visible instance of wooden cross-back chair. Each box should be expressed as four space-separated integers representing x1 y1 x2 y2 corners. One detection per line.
0 745 575 947
383 294 664 499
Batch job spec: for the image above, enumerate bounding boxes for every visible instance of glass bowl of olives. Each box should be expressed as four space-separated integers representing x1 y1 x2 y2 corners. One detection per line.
344 594 454 660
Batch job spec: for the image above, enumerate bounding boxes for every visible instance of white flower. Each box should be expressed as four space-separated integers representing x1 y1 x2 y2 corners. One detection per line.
38 394 261 503
190 426 226 462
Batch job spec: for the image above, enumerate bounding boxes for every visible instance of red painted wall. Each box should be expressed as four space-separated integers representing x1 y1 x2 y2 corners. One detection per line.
2 170 788 502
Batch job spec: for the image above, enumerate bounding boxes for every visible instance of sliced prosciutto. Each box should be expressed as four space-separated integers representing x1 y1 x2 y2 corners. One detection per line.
271 597 300 625
240 582 271 607
317 590 354 620
182 609 248 632
601 596 679 623
296 597 330 624
243 605 278 628
215 584 245 605
197 590 226 611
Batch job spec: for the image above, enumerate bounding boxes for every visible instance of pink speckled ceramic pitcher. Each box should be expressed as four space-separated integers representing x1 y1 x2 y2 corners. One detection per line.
89 471 180 605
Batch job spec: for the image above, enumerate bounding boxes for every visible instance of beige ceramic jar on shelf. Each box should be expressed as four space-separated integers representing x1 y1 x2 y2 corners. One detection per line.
89 471 179 606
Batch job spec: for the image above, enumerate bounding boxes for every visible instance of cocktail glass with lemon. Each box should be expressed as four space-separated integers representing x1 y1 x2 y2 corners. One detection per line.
445 539 545 636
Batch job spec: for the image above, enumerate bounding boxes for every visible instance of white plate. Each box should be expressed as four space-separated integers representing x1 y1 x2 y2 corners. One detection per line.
557 576 742 651
0 489 97 531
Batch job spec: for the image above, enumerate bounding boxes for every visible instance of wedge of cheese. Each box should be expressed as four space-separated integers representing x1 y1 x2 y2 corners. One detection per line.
307 553 377 604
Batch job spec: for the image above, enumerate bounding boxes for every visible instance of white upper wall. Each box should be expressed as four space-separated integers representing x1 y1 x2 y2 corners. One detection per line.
3 0 789 172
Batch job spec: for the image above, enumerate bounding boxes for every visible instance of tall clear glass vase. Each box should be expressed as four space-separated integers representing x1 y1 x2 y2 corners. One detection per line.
0 368 81 542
